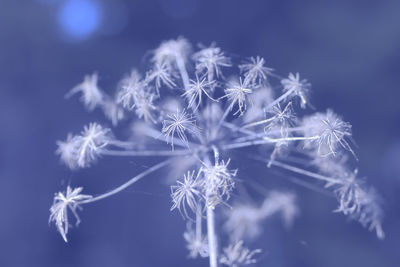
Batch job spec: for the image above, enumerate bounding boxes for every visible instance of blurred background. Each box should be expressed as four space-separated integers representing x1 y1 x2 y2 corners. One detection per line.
0 0 399 266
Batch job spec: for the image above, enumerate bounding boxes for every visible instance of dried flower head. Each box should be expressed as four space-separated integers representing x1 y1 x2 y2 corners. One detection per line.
220 240 261 267
66 73 104 111
49 186 92 242
239 56 274 85
281 72 310 108
171 170 202 218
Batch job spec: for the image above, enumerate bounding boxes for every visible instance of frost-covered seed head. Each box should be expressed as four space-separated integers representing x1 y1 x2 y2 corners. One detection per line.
116 69 146 110
146 62 176 92
202 159 237 208
193 44 231 79
49 186 92 242
183 223 209 258
264 102 296 137
223 77 253 116
330 171 384 239
56 134 81 170
171 170 202 218
152 37 191 69
67 73 104 111
239 56 274 85
220 240 261 267
75 123 113 168
302 109 355 157
182 75 217 110
162 109 199 149
133 91 157 123
281 72 310 108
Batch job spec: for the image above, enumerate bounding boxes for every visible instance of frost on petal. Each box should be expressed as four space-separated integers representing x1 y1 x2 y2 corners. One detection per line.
223 77 253 116
162 109 199 149
66 73 104 111
281 72 310 108
49 186 92 242
171 170 202 218
239 56 274 85
220 240 261 267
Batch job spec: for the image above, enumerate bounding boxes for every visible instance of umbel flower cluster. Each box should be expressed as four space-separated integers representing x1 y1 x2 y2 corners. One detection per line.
50 38 384 267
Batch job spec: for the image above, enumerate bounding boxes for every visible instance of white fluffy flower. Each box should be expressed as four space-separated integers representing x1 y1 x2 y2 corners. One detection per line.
49 186 92 242
220 240 261 267
301 109 355 157
56 134 81 170
202 158 237 208
56 123 113 169
66 73 104 111
162 109 199 149
183 223 209 258
328 170 384 239
75 123 113 167
239 56 273 85
171 170 202 218
223 77 253 115
182 75 217 110
152 37 191 69
116 69 146 110
281 72 310 108
193 44 231 79
146 62 176 92
264 102 296 137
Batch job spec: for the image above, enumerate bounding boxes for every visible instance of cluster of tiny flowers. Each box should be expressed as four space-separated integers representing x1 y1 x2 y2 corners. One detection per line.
50 37 384 267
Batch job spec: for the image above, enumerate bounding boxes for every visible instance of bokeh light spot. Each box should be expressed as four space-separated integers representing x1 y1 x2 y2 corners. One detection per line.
58 0 102 41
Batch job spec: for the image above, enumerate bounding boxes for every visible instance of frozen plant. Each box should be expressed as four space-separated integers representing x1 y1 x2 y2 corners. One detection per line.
50 38 385 267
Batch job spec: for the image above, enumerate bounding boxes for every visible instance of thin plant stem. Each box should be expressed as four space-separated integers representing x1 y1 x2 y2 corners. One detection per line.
267 160 342 184
263 88 294 111
240 116 276 129
80 159 172 204
101 149 192 157
207 206 218 267
176 56 190 91
195 204 202 241
222 136 319 150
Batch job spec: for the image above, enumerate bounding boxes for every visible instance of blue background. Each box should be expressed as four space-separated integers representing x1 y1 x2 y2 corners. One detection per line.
0 0 399 266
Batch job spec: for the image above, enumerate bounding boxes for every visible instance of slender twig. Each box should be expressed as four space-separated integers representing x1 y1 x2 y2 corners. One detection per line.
80 159 172 204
